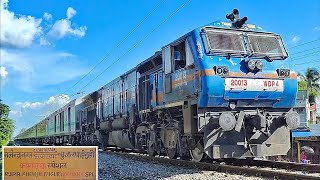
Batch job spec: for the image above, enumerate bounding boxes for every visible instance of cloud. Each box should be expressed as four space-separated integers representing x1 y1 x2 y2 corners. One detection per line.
16 95 70 109
0 0 42 48
0 66 8 79
0 48 89 92
9 94 70 136
43 12 52 21
48 19 87 39
66 7 76 19
48 7 87 40
1 1 86 47
39 37 51 46
9 110 22 117
291 35 300 44
314 26 320 31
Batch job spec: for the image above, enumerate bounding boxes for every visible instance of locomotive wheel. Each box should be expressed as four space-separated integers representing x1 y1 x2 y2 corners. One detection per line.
147 144 156 157
166 148 178 159
190 143 207 162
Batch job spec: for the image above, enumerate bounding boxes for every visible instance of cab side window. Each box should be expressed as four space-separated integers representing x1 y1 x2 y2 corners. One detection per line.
173 41 186 70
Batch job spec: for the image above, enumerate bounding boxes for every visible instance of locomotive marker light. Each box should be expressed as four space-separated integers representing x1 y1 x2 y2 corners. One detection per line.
216 67 223 75
219 112 236 131
226 9 248 28
223 66 229 74
215 66 229 75
277 69 291 78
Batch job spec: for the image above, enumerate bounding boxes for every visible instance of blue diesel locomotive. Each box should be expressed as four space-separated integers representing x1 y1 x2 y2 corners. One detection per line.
16 9 299 161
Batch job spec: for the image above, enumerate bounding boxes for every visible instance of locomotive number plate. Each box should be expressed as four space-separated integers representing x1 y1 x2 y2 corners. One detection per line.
225 78 284 91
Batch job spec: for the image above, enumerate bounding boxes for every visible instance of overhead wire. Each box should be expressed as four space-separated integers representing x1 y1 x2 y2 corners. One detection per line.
289 46 320 56
64 12 319 95
76 0 192 93
287 38 320 49
62 0 167 95
289 50 320 61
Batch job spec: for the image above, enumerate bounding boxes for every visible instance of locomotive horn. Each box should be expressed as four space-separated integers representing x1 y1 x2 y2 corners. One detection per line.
226 9 239 21
226 9 248 28
234 17 248 28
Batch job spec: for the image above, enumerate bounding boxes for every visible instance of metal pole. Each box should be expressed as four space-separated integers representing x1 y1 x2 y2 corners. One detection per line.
291 134 294 162
297 141 301 163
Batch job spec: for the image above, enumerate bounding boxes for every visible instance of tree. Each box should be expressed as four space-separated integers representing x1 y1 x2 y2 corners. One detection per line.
298 68 320 99
298 80 308 91
0 102 9 118
0 102 15 147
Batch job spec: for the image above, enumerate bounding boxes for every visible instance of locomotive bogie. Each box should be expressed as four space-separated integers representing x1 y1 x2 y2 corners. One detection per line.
198 108 298 158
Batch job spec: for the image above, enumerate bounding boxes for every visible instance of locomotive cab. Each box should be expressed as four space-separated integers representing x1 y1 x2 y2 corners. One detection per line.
181 22 298 160
160 11 298 160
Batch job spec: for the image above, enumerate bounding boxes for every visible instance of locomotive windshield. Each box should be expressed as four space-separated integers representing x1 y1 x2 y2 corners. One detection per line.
247 33 287 59
202 27 288 60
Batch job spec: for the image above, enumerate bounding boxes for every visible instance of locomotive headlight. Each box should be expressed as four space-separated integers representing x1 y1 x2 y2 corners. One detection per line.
255 60 263 70
246 60 256 71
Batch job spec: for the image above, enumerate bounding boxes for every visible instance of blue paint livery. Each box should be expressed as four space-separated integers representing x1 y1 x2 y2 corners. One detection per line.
188 21 297 109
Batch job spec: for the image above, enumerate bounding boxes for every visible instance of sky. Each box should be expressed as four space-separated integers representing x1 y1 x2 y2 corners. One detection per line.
0 0 319 135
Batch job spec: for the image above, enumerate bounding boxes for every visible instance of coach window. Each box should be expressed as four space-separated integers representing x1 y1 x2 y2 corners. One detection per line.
54 116 57 133
60 111 64 132
68 107 71 132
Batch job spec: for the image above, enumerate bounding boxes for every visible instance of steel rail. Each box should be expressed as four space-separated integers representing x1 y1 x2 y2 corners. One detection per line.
220 158 320 173
105 151 320 180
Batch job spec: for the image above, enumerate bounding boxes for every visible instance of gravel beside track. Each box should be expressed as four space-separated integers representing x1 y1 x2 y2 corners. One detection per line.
98 151 264 180
99 151 320 180
220 158 320 173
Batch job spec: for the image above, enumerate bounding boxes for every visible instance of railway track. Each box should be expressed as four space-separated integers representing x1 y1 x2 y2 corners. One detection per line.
105 150 320 180
220 158 320 173
11 142 320 179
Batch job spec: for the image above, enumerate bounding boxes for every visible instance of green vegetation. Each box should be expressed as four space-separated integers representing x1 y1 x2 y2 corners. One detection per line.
0 154 2 178
0 102 15 148
298 80 308 91
298 68 320 101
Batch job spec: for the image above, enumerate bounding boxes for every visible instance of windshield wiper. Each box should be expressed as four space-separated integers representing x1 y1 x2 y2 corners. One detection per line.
264 56 273 62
